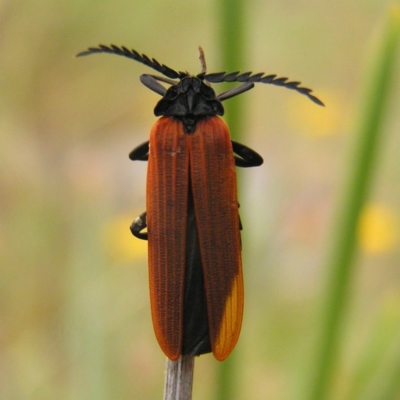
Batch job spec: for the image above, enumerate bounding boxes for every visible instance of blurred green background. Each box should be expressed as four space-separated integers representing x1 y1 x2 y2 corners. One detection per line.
1 1 399 399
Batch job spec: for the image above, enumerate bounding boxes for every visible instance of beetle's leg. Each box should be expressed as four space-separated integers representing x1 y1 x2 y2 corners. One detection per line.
232 140 263 167
140 74 178 95
238 204 243 249
236 202 243 231
149 74 179 86
217 82 254 101
130 212 148 240
140 74 168 96
129 141 149 161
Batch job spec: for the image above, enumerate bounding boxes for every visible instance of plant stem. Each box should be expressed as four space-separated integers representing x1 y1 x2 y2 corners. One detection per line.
164 355 195 400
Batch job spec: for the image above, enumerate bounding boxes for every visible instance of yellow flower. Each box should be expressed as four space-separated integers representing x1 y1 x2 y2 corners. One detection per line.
287 89 349 137
357 203 399 254
102 213 147 264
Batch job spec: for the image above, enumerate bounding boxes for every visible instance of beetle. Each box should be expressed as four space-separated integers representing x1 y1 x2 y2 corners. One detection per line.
77 44 323 360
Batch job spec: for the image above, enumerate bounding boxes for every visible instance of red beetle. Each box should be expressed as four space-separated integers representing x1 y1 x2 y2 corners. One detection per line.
77 45 323 360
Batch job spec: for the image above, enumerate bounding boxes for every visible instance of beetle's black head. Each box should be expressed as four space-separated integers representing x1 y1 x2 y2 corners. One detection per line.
76 45 324 133
154 76 224 133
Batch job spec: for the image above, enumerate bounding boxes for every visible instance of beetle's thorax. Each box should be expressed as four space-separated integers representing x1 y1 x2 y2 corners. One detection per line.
154 76 224 133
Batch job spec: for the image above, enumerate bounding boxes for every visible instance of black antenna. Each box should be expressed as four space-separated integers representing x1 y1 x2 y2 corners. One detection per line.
76 44 182 80
203 71 324 106
77 44 324 106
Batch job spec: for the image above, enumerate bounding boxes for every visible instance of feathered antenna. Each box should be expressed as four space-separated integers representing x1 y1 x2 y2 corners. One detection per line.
77 44 324 106
76 44 182 80
203 71 324 106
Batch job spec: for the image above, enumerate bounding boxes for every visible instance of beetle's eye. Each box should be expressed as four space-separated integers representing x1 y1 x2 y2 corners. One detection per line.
164 86 178 100
200 84 216 99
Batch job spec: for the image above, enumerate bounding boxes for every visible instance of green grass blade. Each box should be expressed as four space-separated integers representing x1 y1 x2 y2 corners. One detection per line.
367 340 400 400
306 6 400 400
346 296 400 400
217 0 246 143
215 1 246 400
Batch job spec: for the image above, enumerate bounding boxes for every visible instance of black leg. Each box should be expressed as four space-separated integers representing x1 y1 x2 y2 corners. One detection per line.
130 212 148 240
217 82 254 101
129 141 149 161
232 140 263 167
140 74 168 96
